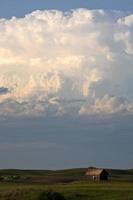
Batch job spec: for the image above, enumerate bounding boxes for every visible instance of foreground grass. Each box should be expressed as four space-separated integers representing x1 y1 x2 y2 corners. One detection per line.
0 181 133 200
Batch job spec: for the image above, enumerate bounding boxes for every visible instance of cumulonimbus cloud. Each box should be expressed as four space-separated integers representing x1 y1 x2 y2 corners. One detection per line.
0 9 133 117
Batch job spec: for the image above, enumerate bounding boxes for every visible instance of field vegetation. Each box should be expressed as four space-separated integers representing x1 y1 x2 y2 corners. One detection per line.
0 168 132 200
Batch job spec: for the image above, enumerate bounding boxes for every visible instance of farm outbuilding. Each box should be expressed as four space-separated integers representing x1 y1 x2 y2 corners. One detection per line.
85 167 109 181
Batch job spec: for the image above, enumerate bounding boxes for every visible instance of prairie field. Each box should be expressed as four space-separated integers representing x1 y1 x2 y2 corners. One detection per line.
0 168 133 200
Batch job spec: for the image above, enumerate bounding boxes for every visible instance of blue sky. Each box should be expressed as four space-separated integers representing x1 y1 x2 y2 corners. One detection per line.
0 1 133 169
0 0 133 18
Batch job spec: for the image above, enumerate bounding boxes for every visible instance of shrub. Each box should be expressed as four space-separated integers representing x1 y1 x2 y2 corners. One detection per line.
39 190 66 200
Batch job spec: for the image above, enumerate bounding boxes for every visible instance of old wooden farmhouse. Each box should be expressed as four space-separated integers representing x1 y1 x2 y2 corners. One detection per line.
85 167 109 181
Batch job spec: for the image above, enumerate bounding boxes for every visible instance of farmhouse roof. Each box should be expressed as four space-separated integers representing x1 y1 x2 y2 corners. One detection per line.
86 168 107 176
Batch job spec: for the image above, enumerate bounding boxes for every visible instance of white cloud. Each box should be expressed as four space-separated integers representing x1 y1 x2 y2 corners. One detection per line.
118 14 133 27
0 9 133 117
79 94 133 116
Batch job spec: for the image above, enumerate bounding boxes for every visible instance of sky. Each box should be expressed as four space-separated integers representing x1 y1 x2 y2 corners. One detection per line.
0 1 133 169
0 0 133 18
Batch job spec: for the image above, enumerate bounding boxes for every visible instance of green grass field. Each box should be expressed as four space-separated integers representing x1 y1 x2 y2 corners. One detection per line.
0 168 133 200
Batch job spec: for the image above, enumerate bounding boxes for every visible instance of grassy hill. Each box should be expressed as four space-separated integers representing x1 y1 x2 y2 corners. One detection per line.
0 168 133 183
0 168 133 200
